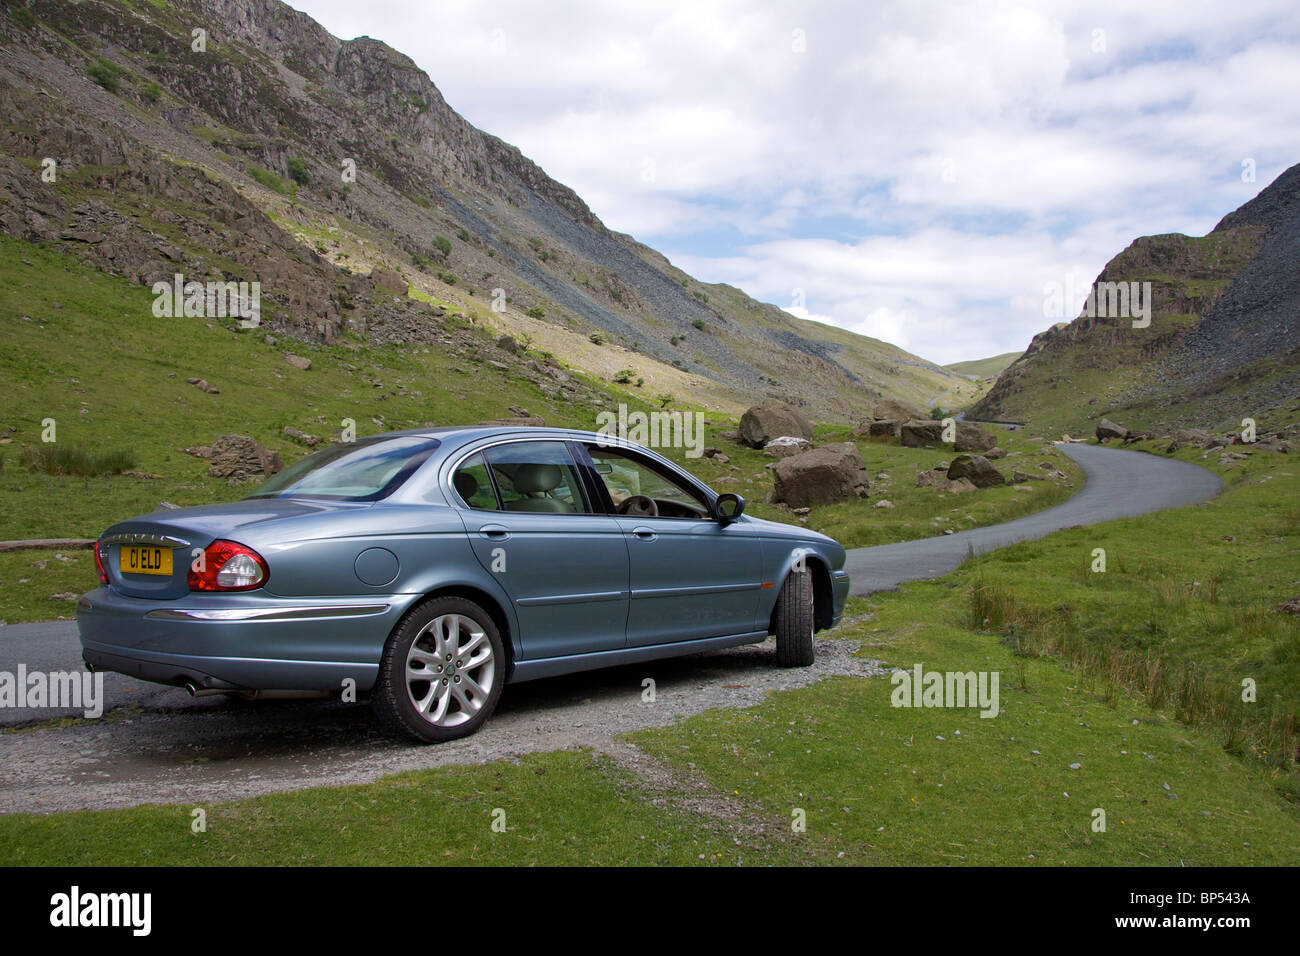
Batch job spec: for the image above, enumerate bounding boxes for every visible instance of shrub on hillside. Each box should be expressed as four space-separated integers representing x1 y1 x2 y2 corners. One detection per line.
23 445 136 477
87 58 122 93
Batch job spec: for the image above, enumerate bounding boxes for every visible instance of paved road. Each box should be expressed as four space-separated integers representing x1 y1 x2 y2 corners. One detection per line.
845 442 1222 594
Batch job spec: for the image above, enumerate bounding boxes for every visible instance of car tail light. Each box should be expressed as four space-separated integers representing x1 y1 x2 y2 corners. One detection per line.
94 540 109 585
188 540 269 592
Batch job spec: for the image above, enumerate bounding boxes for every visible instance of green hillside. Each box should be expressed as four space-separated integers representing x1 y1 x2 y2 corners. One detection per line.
945 351 1021 381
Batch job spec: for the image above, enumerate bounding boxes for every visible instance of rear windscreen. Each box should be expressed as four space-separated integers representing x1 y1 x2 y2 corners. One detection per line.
245 436 440 501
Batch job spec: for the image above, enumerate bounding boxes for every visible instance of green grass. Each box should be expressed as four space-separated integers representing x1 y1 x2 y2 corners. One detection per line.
962 436 1300 767
0 549 92 622
631 642 1299 865
627 444 1300 864
86 58 124 93
246 164 297 198
0 749 809 866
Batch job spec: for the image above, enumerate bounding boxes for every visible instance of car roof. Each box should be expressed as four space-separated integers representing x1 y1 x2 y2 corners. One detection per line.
369 425 657 454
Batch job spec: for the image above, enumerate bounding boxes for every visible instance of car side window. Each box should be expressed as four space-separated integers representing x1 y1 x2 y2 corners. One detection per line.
451 453 500 509
479 441 590 514
584 445 710 519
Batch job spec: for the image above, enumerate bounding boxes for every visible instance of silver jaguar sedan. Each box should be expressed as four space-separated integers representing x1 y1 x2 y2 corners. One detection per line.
78 426 851 742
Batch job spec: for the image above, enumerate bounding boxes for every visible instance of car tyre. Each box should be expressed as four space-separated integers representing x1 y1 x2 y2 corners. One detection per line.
773 568 815 668
373 596 506 743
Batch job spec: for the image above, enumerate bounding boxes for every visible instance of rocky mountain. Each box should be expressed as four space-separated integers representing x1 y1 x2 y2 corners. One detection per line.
0 0 974 423
968 162 1300 433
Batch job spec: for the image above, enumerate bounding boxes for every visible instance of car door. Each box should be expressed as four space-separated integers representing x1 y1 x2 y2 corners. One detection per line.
580 442 765 647
452 440 630 661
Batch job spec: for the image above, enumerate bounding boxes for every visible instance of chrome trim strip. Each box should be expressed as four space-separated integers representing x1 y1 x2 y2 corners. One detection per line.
144 604 390 622
515 590 626 607
102 532 191 548
631 582 762 599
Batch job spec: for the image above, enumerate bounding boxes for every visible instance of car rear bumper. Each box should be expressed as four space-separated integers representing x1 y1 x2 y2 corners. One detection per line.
76 587 420 692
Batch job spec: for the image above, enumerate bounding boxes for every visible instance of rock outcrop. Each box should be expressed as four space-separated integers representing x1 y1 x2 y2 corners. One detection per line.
947 454 1005 488
740 404 814 448
773 442 870 508
206 435 283 482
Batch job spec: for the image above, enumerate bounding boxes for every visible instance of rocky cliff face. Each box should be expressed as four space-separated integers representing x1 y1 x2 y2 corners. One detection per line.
1172 163 1300 388
969 162 1299 431
0 0 972 422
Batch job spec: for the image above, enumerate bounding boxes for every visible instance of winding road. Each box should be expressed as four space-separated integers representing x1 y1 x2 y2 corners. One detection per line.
0 442 1223 813
846 441 1222 594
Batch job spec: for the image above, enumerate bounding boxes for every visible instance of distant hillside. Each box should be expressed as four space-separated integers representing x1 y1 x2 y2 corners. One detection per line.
0 0 975 424
945 352 1021 381
968 163 1300 433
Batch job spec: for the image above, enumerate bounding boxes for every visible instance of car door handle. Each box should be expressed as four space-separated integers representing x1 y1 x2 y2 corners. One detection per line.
479 525 510 540
631 527 657 541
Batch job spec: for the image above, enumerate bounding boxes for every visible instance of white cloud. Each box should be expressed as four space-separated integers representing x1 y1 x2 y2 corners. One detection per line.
290 0 1300 364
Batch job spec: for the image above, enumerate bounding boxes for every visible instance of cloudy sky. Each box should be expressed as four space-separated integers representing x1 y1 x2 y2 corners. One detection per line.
292 0 1300 365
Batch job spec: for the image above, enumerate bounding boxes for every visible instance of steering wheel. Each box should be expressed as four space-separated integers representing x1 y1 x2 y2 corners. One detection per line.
617 494 659 517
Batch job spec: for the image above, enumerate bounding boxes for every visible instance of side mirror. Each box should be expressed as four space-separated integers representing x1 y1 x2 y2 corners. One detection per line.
715 492 746 526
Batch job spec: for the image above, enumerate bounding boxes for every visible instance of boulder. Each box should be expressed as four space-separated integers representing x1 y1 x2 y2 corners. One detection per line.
915 468 948 488
854 419 901 439
207 435 283 482
939 478 978 494
497 335 520 354
900 419 944 447
773 442 870 508
1096 418 1128 442
947 454 1005 488
1012 470 1044 482
284 353 312 371
739 403 813 448
984 446 1007 460
872 399 925 422
764 436 813 459
953 422 996 453
371 266 408 296
283 426 321 447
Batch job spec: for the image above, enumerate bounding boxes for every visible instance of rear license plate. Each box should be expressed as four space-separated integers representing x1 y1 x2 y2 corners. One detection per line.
121 545 173 576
